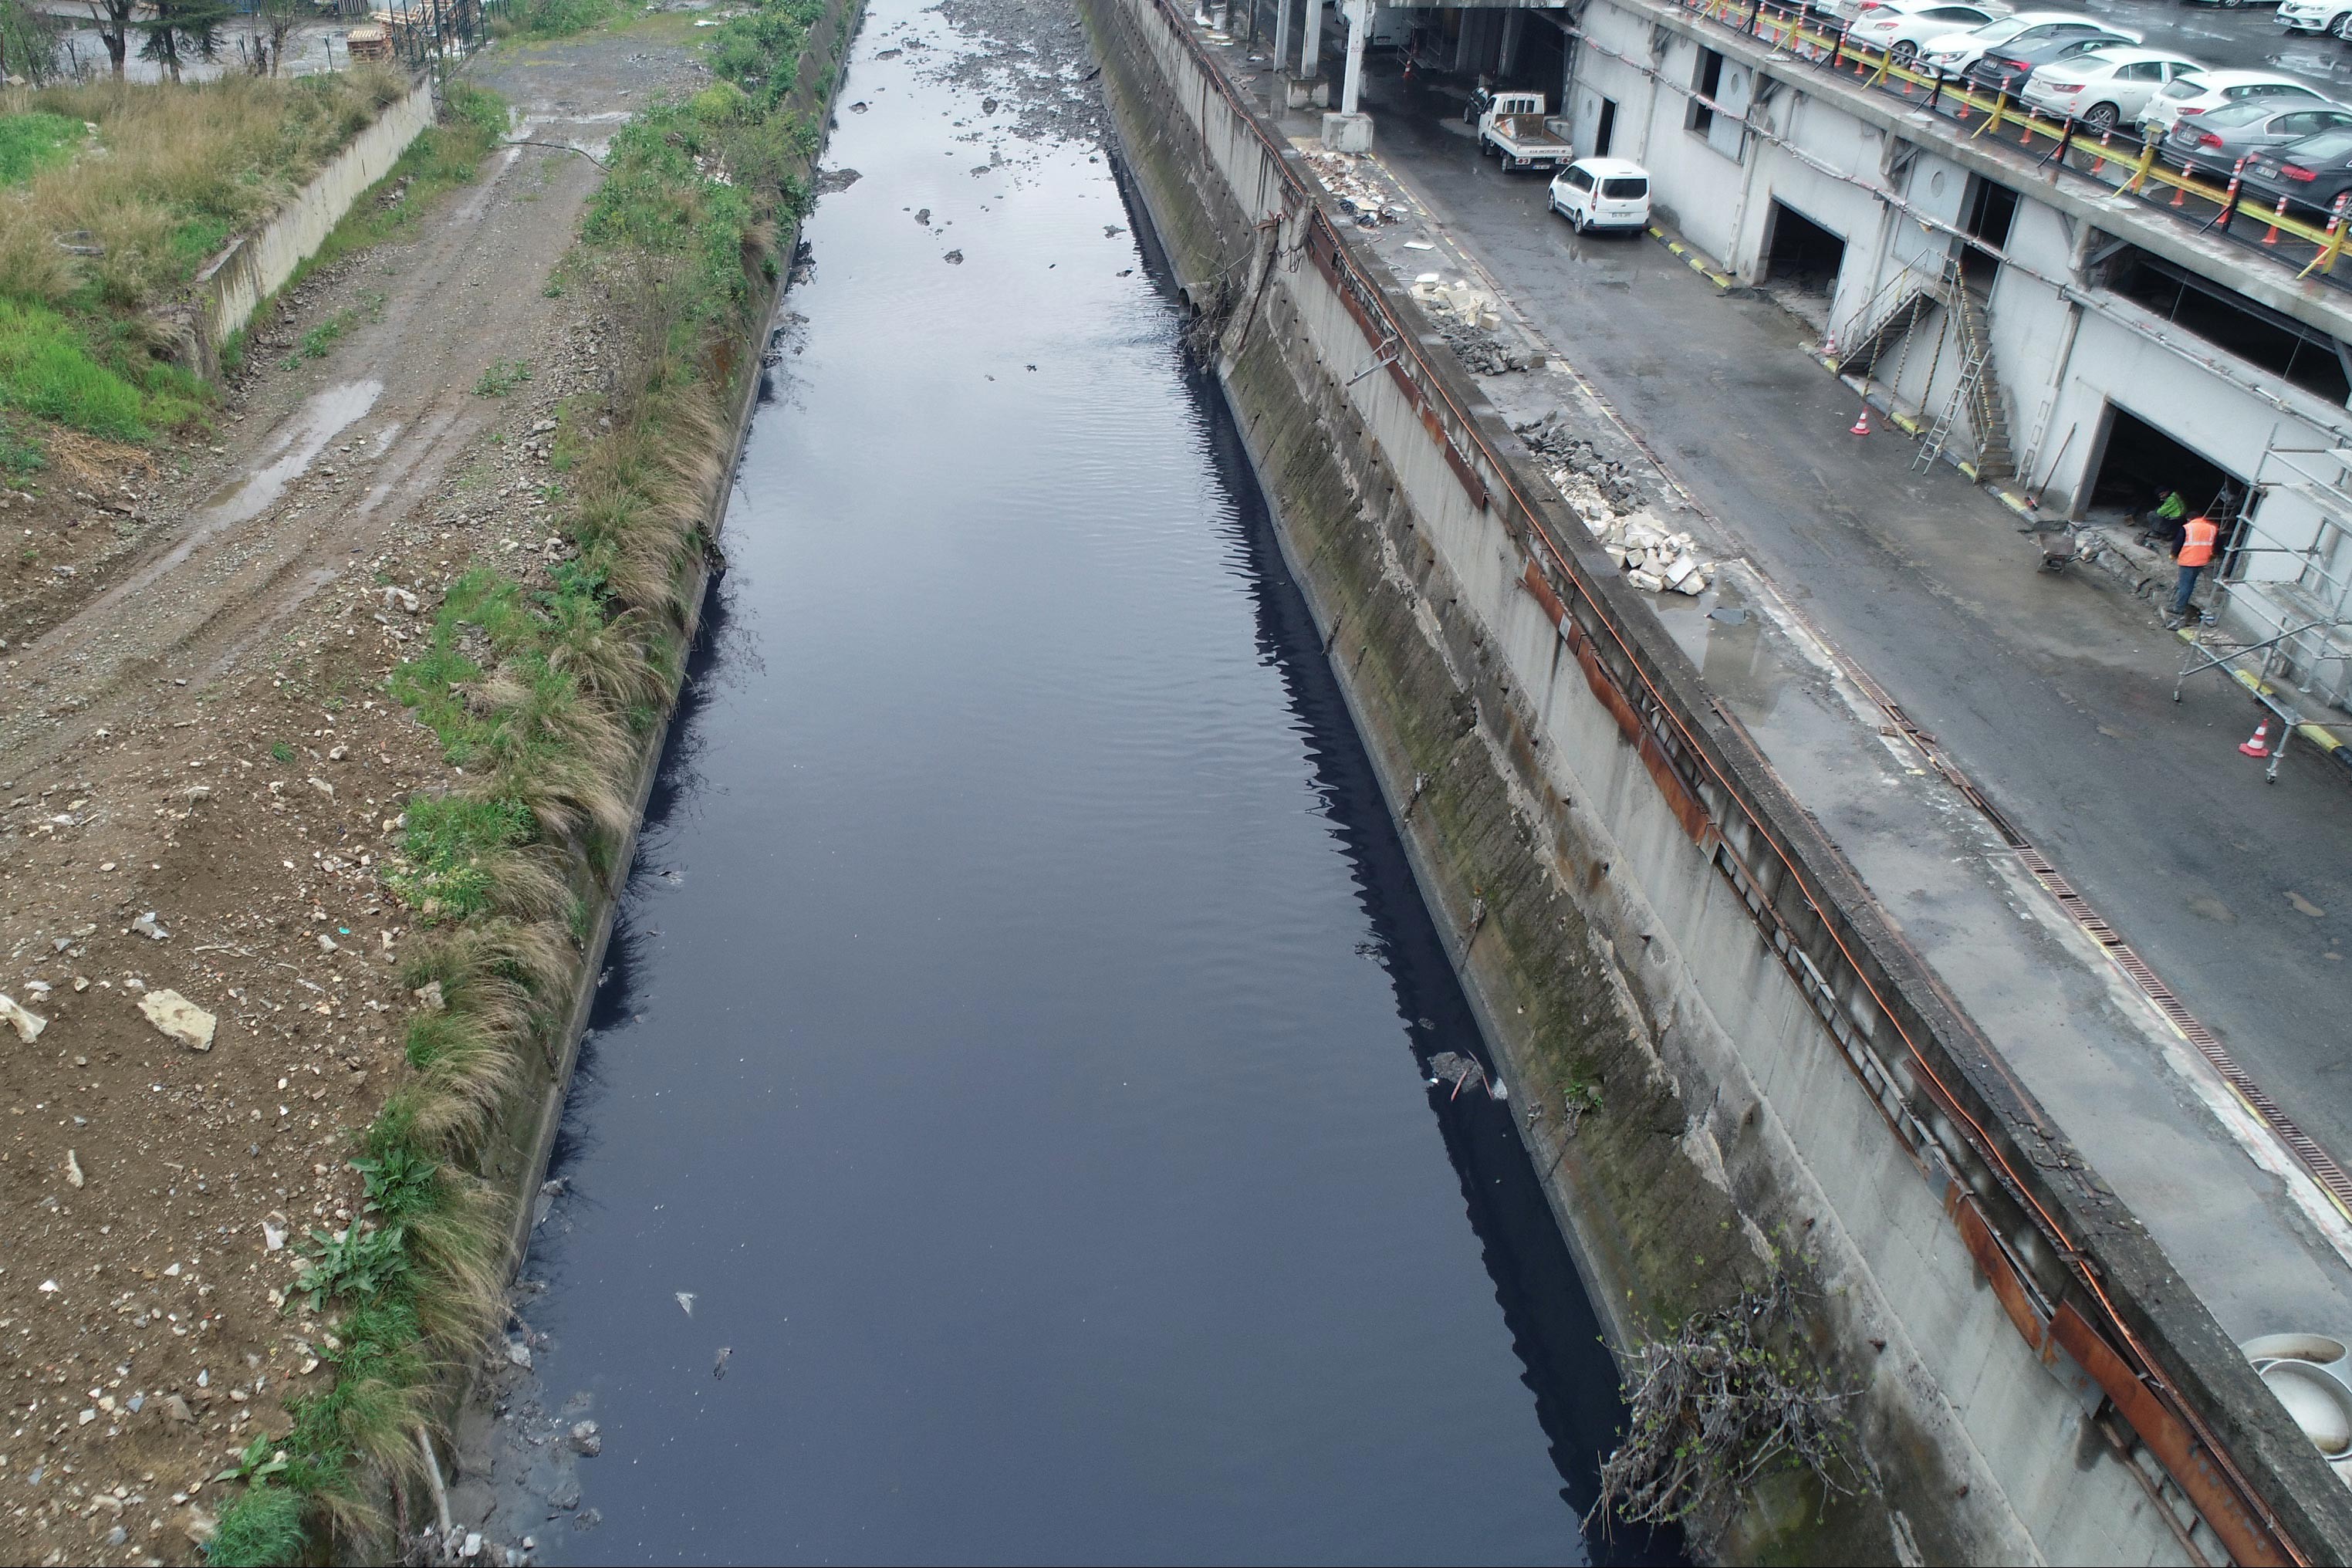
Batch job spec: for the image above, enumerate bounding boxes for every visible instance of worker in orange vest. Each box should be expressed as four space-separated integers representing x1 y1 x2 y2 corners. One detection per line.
2168 515 2219 625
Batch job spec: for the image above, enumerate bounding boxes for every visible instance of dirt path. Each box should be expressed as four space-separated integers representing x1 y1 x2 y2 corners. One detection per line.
0 22 706 1566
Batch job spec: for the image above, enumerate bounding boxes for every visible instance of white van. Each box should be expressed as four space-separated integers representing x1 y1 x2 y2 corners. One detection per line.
1548 158 1652 233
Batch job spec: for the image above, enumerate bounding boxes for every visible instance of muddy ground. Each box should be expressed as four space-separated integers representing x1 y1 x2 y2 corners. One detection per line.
0 19 711 1565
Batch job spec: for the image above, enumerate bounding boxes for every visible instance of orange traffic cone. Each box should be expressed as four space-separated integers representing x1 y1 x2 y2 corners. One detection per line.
2262 192 2289 245
1850 407 1872 436
2172 164 2195 208
2239 721 2273 758
2088 127 2112 174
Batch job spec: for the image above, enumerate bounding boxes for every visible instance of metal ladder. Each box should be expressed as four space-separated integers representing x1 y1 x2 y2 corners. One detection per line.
1915 335 1991 475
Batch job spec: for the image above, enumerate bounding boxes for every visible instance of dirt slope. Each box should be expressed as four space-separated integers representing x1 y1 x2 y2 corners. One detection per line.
0 23 707 1565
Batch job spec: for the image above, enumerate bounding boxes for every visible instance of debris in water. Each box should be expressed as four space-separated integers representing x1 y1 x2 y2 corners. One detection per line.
713 1347 732 1380
1426 1051 1489 1099
943 249 965 265
675 1291 695 1316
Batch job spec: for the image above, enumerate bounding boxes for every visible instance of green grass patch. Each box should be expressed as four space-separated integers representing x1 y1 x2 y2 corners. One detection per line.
207 1484 306 1568
502 0 623 35
388 794 534 919
0 299 191 441
474 358 533 397
283 83 511 295
0 112 83 188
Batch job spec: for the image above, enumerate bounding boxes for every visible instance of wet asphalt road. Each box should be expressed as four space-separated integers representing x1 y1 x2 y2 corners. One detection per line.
1359 60 2352 1168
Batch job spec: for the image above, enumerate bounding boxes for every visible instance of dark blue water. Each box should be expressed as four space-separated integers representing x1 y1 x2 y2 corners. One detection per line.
488 5 1666 1561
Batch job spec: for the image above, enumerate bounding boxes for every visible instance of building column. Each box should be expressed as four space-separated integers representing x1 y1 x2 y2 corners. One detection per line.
1300 0 1322 79
1499 8 1523 76
1340 0 1366 114
1272 0 1290 75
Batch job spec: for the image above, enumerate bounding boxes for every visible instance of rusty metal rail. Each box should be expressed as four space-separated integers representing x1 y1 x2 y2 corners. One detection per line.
1107 0 2315 1557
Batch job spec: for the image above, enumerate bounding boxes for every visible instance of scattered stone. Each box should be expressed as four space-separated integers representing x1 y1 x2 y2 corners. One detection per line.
132 910 170 941
569 1420 600 1458
138 988 217 1052
505 1338 533 1370
161 1394 194 1424
316 932 338 954
813 166 862 194
262 1221 286 1252
0 992 47 1043
414 980 445 1012
63 1149 83 1189
308 776 335 799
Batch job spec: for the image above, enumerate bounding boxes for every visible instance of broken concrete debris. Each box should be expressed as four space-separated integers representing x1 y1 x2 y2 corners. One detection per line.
1593 509 1713 596
137 988 216 1052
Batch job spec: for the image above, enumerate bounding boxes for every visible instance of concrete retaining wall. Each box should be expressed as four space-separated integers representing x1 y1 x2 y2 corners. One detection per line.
190 76 439 365
1080 0 2352 1558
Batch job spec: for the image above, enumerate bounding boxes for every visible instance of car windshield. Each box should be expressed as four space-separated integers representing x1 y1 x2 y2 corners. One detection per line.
2160 76 2208 100
1600 177 1648 198
1969 17 2033 42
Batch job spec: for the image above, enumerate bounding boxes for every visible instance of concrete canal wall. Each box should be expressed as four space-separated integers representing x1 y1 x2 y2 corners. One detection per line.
1077 0 2352 1559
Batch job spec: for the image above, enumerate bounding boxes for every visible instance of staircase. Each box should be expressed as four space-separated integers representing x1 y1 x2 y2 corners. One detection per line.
1951 289 2015 481
1834 288 1932 377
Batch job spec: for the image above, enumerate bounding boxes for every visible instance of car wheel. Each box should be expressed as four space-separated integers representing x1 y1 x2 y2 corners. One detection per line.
2334 11 2352 37
1890 40 1917 63
2083 102 2119 134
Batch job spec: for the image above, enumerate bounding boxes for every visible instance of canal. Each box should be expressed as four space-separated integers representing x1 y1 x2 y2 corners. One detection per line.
474 2 1663 1560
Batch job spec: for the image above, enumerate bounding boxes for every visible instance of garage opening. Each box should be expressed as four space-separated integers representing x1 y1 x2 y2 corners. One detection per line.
2083 404 2249 567
1960 176 2018 290
1761 201 1844 332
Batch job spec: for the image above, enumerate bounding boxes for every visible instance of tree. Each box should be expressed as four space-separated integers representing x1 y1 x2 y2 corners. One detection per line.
249 0 302 76
84 0 133 77
140 0 234 82
0 0 63 83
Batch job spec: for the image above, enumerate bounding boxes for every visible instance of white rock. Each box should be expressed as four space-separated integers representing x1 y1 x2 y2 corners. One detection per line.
63 1150 83 1188
0 994 46 1043
138 989 215 1052
1627 569 1665 593
132 911 169 941
262 1222 286 1252
308 777 334 799
1664 554 1698 587
1672 573 1705 596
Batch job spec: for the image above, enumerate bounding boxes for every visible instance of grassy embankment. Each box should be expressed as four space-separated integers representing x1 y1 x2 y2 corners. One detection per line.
0 69 426 469
203 0 840 1560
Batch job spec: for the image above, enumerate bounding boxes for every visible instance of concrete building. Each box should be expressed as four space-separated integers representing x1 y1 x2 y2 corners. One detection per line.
1268 0 2352 718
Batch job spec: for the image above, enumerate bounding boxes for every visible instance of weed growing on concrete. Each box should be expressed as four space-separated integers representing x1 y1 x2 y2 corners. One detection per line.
1593 1276 1860 1534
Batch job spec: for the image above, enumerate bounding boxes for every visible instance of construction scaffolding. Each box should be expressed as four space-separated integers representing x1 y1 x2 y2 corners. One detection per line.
2171 434 2352 783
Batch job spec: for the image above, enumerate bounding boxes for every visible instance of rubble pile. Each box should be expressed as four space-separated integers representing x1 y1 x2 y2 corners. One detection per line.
1516 411 1641 515
1592 510 1713 596
1301 148 1407 225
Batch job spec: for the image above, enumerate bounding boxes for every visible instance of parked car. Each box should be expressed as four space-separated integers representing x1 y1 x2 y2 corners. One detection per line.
2016 46 2204 131
2161 99 2352 169
1917 12 2129 76
2242 127 2352 217
1847 0 2015 63
1963 29 2141 96
2277 0 2352 39
2137 69 2330 138
1549 158 1652 232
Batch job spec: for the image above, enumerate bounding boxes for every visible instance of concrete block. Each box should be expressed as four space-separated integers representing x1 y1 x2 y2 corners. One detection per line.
1319 110 1374 153
1282 71 1328 109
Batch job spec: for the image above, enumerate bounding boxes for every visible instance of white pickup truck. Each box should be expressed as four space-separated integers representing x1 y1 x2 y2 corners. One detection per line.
1477 92 1576 172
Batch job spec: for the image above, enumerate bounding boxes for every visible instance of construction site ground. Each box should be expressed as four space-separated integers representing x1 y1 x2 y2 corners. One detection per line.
1205 36 2352 1347
0 19 708 1565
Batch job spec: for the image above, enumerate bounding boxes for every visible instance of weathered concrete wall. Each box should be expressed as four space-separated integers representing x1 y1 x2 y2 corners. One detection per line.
191 75 438 362
1080 0 2352 1559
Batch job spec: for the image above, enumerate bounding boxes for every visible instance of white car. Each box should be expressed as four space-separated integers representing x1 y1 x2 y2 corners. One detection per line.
2137 69 2330 139
2019 47 2204 133
1847 0 2015 63
1915 11 2124 76
1548 158 1652 234
2278 0 2352 39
